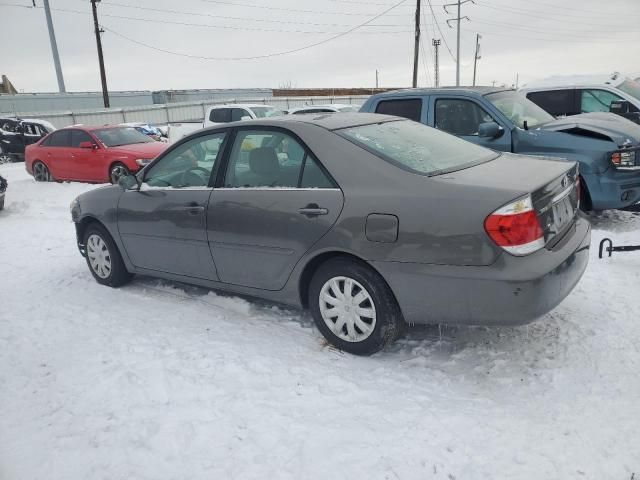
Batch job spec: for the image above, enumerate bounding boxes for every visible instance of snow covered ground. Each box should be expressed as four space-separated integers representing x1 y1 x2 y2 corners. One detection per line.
1 162 639 480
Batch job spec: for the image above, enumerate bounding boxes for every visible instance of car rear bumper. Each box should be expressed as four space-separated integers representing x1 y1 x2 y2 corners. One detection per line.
586 168 640 210
371 215 591 326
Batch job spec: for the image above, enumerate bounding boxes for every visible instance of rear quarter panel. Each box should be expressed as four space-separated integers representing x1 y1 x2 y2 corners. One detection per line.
282 122 512 267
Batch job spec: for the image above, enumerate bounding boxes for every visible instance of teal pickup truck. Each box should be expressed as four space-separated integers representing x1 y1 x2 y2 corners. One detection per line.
360 87 640 210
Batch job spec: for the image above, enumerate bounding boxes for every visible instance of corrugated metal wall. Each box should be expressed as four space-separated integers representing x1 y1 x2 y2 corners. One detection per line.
10 96 370 129
0 91 154 115
152 88 273 104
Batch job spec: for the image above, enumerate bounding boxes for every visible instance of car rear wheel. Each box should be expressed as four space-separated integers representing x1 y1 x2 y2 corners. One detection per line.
110 163 130 184
33 161 51 182
0 148 11 164
83 223 133 287
309 258 405 355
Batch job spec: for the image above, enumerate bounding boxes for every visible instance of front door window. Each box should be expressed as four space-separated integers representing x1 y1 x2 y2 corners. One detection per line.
435 99 494 136
143 132 226 188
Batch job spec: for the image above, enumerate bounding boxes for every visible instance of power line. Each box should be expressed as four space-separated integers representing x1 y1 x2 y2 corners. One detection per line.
97 0 411 28
468 17 637 40
484 0 640 19
473 0 636 27
103 0 411 61
197 0 412 16
426 0 455 61
0 3 415 35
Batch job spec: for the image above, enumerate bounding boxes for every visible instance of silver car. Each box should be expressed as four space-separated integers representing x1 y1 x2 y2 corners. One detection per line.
70 113 591 355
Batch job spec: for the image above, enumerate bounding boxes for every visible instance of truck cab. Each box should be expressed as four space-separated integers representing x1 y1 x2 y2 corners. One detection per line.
360 87 640 210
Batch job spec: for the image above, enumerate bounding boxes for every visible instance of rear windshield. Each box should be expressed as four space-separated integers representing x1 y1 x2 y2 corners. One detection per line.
338 120 498 176
93 127 154 147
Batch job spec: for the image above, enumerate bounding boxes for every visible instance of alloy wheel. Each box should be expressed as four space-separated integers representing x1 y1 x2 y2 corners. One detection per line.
86 234 112 279
319 276 377 343
33 162 50 181
0 152 11 164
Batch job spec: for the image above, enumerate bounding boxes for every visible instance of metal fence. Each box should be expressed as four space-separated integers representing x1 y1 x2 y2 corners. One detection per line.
11 95 370 129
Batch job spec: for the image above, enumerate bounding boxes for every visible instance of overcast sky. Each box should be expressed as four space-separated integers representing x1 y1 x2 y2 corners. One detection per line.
1 0 639 93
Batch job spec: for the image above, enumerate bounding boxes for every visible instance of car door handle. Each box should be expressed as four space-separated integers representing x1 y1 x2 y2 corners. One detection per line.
299 204 328 217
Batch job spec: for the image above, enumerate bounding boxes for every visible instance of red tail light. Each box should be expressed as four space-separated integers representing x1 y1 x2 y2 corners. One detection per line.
484 195 545 256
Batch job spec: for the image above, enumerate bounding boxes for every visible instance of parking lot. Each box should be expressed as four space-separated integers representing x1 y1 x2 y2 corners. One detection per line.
1 161 639 479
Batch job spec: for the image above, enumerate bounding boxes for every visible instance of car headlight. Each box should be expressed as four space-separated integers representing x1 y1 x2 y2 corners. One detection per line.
136 158 152 167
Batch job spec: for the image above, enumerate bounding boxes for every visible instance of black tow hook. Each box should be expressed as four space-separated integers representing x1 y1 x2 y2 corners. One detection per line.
598 238 640 258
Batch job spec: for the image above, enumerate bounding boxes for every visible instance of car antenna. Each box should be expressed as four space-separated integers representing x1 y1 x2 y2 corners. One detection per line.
523 120 529 131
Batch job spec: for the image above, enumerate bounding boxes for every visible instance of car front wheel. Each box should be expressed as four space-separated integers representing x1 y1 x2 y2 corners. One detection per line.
83 223 133 287
109 163 130 184
309 258 405 355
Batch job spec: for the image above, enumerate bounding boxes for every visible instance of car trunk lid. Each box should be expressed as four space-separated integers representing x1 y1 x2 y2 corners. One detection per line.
437 152 579 250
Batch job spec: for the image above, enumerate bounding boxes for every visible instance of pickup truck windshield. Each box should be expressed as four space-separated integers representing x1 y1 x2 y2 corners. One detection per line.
486 90 554 129
339 119 498 176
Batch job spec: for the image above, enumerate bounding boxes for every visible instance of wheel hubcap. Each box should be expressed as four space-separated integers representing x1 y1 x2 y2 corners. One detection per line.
110 165 127 183
319 276 377 343
87 234 112 279
0 153 11 164
33 163 49 181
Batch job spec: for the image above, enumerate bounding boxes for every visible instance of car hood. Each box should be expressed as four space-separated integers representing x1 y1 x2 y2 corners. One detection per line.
105 142 167 158
538 112 640 147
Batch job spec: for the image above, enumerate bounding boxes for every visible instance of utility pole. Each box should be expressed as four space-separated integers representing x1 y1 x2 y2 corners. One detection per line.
444 0 473 86
376 69 379 89
412 0 421 88
42 0 66 93
472 33 481 86
91 0 110 108
432 39 441 87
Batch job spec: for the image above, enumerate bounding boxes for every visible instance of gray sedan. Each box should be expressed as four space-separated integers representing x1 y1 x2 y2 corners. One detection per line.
70 113 591 355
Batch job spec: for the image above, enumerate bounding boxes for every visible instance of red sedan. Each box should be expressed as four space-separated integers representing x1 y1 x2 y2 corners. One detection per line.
25 125 168 184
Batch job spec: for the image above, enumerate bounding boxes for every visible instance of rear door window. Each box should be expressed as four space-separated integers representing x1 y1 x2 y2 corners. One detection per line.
223 129 336 189
580 89 624 113
434 98 494 136
526 89 577 116
375 98 423 122
48 130 71 147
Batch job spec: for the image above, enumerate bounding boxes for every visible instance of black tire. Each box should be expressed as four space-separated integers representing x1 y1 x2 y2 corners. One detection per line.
308 257 405 355
0 196 4 211
83 223 133 287
32 161 51 182
109 163 130 184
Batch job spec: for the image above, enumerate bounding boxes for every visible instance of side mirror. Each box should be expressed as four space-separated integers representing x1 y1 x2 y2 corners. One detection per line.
478 121 502 138
610 100 631 114
240 115 252 121
118 174 139 191
79 141 96 149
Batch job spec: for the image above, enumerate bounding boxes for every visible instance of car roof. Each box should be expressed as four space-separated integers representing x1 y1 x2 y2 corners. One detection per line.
521 72 626 90
201 112 398 132
369 86 510 99
59 125 130 132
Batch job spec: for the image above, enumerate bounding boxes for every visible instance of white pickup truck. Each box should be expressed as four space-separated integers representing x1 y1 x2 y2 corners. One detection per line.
167 103 285 143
